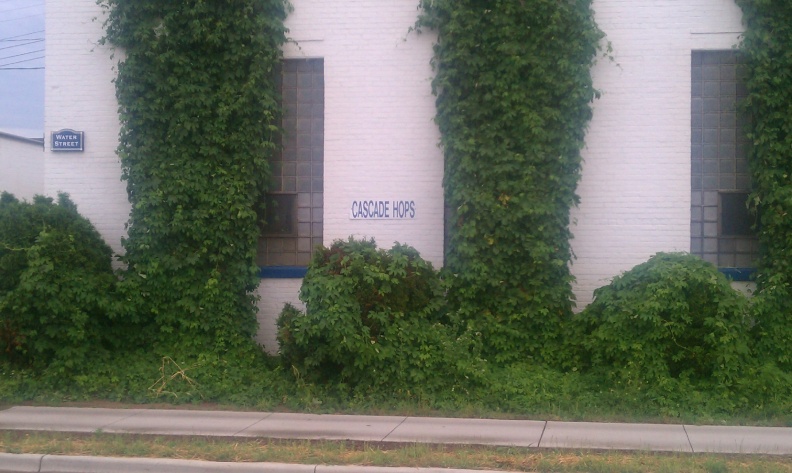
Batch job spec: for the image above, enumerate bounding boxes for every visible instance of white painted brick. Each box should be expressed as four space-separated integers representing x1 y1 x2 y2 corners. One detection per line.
283 0 444 266
255 279 304 354
256 0 444 351
572 0 744 305
44 0 129 255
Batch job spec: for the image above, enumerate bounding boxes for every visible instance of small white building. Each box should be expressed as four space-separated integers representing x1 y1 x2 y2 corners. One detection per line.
0 130 44 201
2 0 752 350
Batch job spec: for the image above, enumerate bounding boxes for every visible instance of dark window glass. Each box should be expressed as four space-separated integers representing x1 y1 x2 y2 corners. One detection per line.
720 192 753 236
261 193 297 237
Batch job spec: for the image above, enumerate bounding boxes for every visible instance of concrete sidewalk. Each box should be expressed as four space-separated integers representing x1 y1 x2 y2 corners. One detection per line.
1 406 791 472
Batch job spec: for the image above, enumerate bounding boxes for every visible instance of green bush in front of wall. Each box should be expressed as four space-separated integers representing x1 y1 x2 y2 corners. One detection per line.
277 238 485 397
416 0 604 363
99 0 289 356
734 0 792 370
576 253 753 395
0 192 120 374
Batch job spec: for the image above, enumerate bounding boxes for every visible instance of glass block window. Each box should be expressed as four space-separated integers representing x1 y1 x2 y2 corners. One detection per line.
691 50 758 268
261 193 297 237
258 58 324 267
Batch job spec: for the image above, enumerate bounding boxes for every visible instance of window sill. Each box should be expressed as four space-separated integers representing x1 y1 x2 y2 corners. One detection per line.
259 266 308 279
718 267 755 282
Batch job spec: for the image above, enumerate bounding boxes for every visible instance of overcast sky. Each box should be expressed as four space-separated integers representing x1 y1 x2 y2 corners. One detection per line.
0 0 44 138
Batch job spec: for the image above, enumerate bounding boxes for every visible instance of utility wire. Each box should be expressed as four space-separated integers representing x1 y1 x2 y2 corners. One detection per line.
0 55 43 67
0 30 44 41
0 14 42 23
0 48 43 61
0 4 43 14
0 39 42 51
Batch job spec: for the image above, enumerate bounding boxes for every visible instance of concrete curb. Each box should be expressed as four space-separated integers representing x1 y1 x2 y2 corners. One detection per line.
0 453 42 472
0 453 520 473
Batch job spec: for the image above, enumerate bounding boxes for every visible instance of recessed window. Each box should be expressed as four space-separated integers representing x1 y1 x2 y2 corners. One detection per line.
258 58 324 268
690 50 758 269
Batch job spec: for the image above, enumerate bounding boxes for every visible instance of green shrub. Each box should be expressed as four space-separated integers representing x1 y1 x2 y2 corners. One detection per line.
277 238 484 395
0 192 119 373
577 253 752 389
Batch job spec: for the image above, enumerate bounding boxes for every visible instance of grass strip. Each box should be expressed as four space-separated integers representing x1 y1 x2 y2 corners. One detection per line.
1 431 792 472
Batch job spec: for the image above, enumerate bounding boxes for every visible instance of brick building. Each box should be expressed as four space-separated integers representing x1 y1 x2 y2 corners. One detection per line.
1 0 752 350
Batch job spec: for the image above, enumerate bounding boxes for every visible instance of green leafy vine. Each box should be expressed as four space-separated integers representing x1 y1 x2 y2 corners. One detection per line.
417 0 604 362
735 0 792 368
99 0 289 355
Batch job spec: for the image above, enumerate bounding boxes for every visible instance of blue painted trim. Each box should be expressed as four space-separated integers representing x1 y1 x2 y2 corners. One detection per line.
262 266 755 281
718 267 755 282
259 266 308 279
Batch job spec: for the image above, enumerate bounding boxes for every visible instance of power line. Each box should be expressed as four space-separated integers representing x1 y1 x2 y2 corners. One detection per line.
0 30 43 41
0 66 43 70
0 48 43 61
0 39 42 51
0 14 42 23
0 3 43 14
0 55 43 67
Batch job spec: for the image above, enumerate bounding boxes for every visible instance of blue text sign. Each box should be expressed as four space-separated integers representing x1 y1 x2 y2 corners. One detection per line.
51 129 84 152
350 199 416 219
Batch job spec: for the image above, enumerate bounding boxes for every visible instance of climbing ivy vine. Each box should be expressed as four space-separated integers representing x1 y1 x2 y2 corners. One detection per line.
100 0 289 354
417 1 604 362
735 0 792 369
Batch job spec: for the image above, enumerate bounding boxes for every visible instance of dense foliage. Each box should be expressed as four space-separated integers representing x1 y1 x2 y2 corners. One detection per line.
0 214 790 421
100 0 289 355
278 238 484 396
417 0 604 362
577 253 752 393
734 0 792 370
0 193 119 374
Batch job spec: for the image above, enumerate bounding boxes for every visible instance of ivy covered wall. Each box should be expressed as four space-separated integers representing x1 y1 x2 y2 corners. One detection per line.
417 0 603 362
101 0 289 353
735 0 792 369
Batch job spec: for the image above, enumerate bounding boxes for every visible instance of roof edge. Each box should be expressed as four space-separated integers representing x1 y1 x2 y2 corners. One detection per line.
0 130 45 147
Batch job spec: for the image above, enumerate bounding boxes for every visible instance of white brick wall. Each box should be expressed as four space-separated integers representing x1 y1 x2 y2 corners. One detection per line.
44 0 129 255
0 134 44 200
257 0 444 349
571 0 744 305
284 0 443 263
44 0 747 348
255 279 304 353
